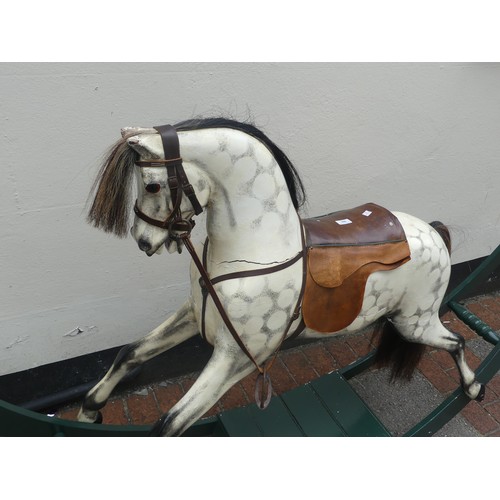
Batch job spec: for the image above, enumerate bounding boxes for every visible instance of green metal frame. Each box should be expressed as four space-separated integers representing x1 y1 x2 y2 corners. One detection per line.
1 245 499 436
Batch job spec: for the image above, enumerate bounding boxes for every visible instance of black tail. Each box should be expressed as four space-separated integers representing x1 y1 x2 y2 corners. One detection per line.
372 319 425 381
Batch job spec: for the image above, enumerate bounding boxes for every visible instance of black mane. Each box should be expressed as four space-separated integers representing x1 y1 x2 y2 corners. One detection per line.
174 117 306 210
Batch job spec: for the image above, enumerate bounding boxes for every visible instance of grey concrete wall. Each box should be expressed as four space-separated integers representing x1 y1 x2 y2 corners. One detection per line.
1 62 499 375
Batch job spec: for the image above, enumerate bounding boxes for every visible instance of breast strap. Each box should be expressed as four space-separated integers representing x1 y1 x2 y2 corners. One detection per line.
185 227 306 408
198 238 306 342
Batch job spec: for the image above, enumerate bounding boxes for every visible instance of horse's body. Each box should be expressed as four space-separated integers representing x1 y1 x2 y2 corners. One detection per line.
79 118 483 436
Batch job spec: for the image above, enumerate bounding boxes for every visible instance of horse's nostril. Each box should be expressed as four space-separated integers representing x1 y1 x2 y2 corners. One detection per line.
138 238 152 252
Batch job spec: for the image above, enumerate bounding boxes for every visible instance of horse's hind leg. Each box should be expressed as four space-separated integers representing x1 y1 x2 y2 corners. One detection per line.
77 300 198 423
392 313 484 400
449 335 485 400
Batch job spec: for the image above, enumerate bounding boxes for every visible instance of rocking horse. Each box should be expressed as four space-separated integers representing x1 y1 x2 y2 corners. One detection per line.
78 117 484 436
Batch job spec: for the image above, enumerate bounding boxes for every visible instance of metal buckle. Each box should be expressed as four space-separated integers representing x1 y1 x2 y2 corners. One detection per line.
168 218 193 237
167 176 179 189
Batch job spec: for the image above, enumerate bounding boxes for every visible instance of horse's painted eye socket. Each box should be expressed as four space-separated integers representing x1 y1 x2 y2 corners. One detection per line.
145 183 161 194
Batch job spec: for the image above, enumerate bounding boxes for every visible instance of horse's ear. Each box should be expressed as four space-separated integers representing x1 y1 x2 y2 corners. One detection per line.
126 136 150 157
126 134 163 159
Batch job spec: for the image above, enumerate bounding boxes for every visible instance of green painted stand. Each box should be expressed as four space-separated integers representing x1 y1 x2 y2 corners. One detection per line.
1 245 499 436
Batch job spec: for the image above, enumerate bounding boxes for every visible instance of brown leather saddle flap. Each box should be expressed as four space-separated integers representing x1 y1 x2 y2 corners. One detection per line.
308 242 410 288
301 203 411 333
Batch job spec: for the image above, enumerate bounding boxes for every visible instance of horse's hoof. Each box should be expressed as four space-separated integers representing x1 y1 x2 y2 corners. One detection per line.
77 408 103 424
475 384 486 402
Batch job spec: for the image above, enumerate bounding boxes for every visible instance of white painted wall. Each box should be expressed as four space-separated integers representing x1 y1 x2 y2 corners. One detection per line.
1 62 499 376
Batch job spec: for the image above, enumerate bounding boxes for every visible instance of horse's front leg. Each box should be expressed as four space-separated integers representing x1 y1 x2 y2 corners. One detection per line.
77 300 198 423
150 334 256 436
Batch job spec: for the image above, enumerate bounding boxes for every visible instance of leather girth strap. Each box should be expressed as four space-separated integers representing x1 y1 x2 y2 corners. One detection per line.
301 203 411 333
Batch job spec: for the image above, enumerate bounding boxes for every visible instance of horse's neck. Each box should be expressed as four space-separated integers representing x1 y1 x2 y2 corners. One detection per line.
180 128 303 270
205 198 302 269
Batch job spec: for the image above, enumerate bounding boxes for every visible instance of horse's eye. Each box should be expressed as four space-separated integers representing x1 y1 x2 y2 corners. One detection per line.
145 183 161 194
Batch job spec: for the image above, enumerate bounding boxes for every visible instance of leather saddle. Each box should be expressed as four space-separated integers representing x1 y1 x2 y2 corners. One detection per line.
301 203 411 333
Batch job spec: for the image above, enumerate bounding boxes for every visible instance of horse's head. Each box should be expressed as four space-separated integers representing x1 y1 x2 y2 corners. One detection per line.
88 118 306 257
87 126 209 256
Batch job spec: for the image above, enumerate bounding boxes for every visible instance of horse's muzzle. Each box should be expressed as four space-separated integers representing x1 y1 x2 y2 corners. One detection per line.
138 238 152 254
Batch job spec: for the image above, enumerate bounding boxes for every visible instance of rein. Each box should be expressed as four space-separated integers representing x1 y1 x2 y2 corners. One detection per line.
133 125 306 408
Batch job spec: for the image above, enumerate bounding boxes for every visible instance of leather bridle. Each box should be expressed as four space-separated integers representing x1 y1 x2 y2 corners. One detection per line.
133 124 203 246
133 124 306 408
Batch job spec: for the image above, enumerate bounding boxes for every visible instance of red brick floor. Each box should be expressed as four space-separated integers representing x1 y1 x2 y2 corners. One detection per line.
57 291 500 436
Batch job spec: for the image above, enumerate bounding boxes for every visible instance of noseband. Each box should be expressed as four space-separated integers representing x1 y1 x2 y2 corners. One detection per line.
133 124 203 241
